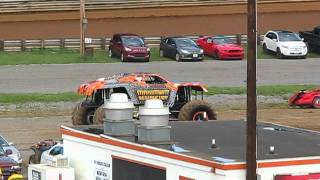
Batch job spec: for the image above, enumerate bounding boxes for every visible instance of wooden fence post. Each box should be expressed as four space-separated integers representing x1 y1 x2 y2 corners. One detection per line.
101 37 106 50
0 40 4 51
257 34 261 45
60 38 65 48
40 39 45 50
236 34 242 45
21 40 26 51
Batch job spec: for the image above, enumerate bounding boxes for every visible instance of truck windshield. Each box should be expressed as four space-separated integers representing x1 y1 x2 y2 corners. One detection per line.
279 33 301 42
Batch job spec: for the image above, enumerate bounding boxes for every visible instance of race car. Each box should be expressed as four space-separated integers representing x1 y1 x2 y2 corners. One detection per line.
288 88 320 108
197 35 244 60
72 72 217 125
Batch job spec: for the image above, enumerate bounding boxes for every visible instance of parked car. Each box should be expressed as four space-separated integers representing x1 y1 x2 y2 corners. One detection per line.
197 35 244 60
0 146 22 180
159 36 204 61
0 136 21 165
299 26 320 52
262 30 308 59
108 33 150 62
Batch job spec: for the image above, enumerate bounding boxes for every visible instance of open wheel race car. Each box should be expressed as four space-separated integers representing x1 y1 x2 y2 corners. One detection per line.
72 72 217 125
288 88 320 108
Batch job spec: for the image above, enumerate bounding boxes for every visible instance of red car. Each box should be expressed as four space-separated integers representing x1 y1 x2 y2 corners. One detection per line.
197 35 244 60
288 88 320 108
108 33 150 62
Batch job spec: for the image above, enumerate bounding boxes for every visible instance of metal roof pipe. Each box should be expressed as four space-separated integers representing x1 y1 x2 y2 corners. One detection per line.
103 93 135 138
137 99 172 145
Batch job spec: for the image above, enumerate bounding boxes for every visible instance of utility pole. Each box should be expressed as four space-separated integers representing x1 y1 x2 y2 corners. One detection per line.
246 0 257 179
80 0 85 56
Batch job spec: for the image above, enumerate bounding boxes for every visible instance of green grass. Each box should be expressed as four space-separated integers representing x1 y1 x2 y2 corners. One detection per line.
0 85 318 104
1 46 319 65
0 48 174 65
0 92 82 104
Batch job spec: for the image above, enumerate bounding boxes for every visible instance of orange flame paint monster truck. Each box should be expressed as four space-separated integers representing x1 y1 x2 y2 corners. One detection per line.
72 72 217 125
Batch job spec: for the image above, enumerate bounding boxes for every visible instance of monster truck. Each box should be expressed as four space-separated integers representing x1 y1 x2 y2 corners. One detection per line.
72 72 216 125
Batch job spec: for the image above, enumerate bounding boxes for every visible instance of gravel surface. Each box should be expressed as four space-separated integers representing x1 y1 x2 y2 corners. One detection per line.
0 58 319 93
0 95 286 114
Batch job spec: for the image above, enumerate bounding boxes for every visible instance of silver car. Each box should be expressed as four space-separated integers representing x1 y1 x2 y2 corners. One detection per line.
0 135 22 165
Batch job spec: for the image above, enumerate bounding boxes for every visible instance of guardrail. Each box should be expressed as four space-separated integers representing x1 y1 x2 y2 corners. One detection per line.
0 0 315 13
0 35 265 51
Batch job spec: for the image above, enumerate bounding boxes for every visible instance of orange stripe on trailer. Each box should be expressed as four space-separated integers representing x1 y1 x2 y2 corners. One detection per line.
258 159 320 168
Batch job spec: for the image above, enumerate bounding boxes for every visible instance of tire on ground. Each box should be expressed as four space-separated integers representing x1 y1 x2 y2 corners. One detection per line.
72 102 95 125
178 100 217 121
312 96 320 109
93 106 105 124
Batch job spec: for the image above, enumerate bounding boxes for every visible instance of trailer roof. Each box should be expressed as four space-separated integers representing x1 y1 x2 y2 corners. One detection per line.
169 120 320 162
71 120 320 163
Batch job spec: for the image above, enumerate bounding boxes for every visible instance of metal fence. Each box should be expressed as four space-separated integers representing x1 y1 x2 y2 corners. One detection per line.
0 35 264 51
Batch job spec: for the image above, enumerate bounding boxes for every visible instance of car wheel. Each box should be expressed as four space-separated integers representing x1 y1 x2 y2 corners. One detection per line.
276 48 283 59
144 58 150 62
121 52 126 62
312 97 320 109
215 50 221 60
175 53 181 61
262 44 268 54
108 49 113 58
159 49 164 57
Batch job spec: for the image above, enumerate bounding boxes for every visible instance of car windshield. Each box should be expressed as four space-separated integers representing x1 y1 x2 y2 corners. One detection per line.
0 136 8 146
212 37 234 44
278 33 301 42
175 38 198 48
121 36 144 46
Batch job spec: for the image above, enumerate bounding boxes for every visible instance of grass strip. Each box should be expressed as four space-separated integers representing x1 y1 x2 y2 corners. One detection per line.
1 46 319 65
0 92 82 104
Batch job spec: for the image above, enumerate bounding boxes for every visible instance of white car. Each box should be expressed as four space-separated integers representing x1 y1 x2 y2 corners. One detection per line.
40 143 63 164
0 135 22 165
262 30 308 58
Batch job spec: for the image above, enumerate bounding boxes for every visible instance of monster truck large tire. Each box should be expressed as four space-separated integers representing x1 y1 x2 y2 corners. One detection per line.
178 100 217 121
93 106 105 124
72 102 95 125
